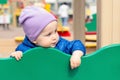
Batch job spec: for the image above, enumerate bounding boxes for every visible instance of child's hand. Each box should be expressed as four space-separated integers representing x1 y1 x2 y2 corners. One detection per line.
70 50 83 69
10 51 23 60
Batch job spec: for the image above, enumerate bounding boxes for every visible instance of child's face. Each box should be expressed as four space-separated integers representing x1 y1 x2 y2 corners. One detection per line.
35 21 59 48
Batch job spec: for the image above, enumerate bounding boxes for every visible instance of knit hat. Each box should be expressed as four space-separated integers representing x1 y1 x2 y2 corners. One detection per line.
19 6 57 42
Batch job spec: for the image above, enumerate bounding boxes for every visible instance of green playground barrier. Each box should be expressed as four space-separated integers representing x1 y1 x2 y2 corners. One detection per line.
85 14 97 32
0 44 120 80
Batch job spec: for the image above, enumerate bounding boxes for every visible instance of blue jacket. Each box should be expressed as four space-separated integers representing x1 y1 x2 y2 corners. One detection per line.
16 36 86 55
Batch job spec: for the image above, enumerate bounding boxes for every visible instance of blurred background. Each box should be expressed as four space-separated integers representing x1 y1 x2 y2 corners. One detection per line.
0 0 97 57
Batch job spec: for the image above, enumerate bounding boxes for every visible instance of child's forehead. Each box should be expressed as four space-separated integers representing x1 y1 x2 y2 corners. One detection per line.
40 21 57 33
45 21 57 28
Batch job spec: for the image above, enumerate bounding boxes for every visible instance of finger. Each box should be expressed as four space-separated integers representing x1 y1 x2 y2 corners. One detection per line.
76 61 80 67
18 51 23 57
15 56 19 60
72 62 80 69
70 61 73 69
18 54 22 60
16 55 20 60
10 53 15 57
18 53 22 59
15 55 21 61
20 53 23 57
70 62 76 69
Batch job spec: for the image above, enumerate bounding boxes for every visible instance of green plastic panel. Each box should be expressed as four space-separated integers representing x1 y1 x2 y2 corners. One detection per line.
85 14 96 32
0 0 7 4
0 44 120 80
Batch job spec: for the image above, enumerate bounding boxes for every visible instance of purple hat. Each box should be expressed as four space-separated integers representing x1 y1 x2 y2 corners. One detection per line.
19 6 57 42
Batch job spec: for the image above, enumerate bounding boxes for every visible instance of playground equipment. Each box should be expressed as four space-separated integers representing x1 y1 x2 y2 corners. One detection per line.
15 36 24 42
57 21 71 37
85 14 97 48
85 14 96 33
0 44 120 80
0 4 11 29
0 0 7 4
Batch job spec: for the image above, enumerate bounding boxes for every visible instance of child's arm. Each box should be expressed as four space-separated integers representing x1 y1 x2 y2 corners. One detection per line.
70 50 83 69
56 37 86 69
10 51 23 60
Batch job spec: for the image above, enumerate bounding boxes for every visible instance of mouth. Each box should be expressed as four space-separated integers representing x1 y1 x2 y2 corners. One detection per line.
51 42 57 47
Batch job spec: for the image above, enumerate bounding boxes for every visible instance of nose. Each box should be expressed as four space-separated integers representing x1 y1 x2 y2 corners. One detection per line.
52 33 57 40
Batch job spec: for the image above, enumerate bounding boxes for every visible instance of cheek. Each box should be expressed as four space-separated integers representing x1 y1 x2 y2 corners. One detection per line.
56 33 59 40
36 38 50 47
35 38 43 45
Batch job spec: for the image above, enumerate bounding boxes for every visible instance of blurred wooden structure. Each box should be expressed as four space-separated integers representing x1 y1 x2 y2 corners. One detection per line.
73 0 120 49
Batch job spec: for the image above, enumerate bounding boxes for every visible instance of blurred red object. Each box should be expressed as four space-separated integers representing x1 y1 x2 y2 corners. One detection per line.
58 31 71 37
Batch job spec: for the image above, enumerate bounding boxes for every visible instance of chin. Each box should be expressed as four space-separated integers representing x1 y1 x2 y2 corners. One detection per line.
50 45 55 48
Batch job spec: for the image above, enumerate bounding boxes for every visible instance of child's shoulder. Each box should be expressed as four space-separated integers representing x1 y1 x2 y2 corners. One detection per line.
59 37 69 42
